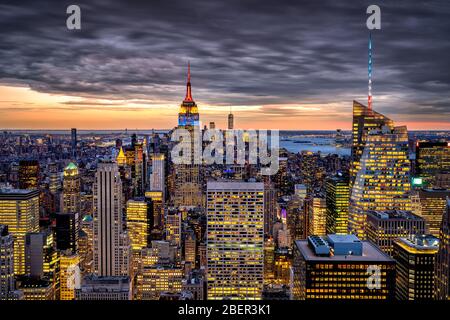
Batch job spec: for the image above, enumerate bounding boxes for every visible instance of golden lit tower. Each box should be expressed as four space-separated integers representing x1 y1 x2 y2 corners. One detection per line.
63 162 80 215
349 125 412 239
350 101 394 186
0 189 39 275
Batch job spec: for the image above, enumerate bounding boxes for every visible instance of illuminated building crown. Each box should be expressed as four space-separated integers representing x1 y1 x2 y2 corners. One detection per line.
178 62 199 127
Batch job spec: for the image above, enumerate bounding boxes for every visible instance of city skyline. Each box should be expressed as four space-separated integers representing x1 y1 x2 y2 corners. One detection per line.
1 1 450 130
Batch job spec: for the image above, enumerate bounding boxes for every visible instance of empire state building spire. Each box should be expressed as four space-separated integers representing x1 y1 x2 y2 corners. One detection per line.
184 61 193 102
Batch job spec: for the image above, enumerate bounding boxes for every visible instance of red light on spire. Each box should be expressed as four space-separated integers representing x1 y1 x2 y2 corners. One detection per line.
184 61 193 102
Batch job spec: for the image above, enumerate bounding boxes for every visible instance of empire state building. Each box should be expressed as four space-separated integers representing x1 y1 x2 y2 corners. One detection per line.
178 63 199 127
172 63 203 207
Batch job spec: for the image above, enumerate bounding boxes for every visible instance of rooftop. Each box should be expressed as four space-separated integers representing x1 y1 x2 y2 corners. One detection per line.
207 181 264 191
367 210 422 221
295 239 394 262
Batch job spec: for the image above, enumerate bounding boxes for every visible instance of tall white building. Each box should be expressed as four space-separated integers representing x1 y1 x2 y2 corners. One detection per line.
150 154 165 197
207 181 264 300
93 161 128 277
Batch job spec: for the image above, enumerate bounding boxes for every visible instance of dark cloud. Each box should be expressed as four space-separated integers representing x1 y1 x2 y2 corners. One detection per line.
0 0 449 119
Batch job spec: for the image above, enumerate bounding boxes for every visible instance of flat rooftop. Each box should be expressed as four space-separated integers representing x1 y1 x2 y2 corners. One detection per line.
207 181 264 191
367 210 422 221
295 240 394 263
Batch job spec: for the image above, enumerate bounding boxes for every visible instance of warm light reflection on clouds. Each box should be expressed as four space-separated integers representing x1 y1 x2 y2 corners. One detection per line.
0 85 448 130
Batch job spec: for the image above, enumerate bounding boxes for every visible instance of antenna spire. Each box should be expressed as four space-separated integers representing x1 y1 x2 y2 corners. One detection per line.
184 61 193 102
368 33 373 110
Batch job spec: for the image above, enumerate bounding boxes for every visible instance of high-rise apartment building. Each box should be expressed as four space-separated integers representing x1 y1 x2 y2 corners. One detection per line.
0 189 39 275
207 181 264 300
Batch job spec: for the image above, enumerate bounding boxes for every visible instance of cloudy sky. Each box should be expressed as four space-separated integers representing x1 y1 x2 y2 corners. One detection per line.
0 0 449 130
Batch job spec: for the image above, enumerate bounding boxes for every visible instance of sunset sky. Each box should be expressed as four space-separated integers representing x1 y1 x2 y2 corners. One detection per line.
0 0 449 130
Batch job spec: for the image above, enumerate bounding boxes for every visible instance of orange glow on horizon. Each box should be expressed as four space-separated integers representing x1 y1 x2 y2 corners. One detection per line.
0 85 448 131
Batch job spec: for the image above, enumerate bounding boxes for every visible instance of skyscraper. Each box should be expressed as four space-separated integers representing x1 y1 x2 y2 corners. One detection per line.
325 175 350 235
366 210 426 256
166 208 181 247
59 250 80 300
207 181 264 300
435 199 450 300
174 64 203 207
18 160 40 190
93 161 125 277
56 212 79 253
349 101 394 186
126 198 151 252
71 128 77 158
150 153 165 196
415 141 450 188
228 110 234 130
393 235 439 300
292 234 396 300
63 162 80 215
349 124 412 239
0 225 22 300
417 189 450 237
306 196 326 236
0 189 39 275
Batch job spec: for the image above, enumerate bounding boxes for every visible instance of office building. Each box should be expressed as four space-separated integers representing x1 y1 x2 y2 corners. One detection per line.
1 225 22 300
0 189 40 275
150 153 165 196
292 234 396 300
417 189 450 237
136 265 183 300
126 198 151 253
349 125 412 239
75 275 131 300
56 212 79 253
59 250 80 300
305 196 326 236
366 210 426 256
63 162 80 215
435 200 450 300
93 161 126 276
393 235 438 300
18 160 40 190
207 181 264 300
326 175 350 235
415 141 450 188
